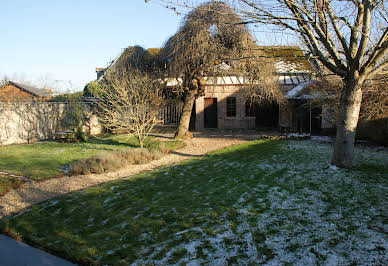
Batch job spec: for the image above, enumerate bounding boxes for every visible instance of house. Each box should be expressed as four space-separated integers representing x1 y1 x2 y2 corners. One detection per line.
173 46 330 133
0 81 51 101
96 45 333 133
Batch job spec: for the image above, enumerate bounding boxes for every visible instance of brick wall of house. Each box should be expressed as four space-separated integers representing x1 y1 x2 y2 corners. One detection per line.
194 85 255 130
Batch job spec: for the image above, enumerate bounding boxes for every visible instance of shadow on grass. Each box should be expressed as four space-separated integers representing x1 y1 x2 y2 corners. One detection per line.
168 151 202 158
87 136 138 148
148 133 174 140
1 139 387 265
0 140 282 264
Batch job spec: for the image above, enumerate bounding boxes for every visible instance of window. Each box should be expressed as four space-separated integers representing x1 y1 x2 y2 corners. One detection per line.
245 100 256 117
226 97 236 117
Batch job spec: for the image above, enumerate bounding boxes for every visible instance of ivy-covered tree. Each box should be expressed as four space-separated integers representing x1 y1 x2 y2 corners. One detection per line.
160 1 280 138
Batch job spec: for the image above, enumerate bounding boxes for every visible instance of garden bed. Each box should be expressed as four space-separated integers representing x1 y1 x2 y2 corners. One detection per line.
0 134 183 194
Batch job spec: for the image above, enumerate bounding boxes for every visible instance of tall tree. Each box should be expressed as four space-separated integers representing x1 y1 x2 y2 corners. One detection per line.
237 0 387 167
160 0 388 167
160 1 280 138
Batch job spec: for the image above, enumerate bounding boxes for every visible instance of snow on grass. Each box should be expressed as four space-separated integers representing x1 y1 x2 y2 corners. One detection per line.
132 140 387 265
1 140 387 265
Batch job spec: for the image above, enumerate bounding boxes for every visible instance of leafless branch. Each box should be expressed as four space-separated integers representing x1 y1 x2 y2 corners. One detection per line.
95 68 164 148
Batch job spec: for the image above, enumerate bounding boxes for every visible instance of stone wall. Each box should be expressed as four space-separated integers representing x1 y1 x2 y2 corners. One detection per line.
0 102 103 145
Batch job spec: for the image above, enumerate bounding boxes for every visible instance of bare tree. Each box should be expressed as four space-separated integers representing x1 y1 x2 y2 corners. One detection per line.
95 68 163 148
0 75 7 87
159 0 388 167
232 0 388 168
160 1 280 138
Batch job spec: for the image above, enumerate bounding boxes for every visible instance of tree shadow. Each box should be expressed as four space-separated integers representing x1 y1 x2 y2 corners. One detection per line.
168 151 202 158
86 137 138 148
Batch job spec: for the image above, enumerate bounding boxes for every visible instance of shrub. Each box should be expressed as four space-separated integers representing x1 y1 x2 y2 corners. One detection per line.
70 148 162 175
76 130 89 142
157 142 170 155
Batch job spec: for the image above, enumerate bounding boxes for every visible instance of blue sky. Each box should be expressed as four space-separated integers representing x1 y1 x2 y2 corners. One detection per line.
0 0 183 91
0 0 296 92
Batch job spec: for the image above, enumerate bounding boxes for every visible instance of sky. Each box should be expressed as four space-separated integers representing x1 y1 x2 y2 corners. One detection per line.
0 0 298 93
0 0 184 92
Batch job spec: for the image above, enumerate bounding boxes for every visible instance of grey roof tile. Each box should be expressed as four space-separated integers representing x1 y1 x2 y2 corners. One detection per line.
7 81 51 97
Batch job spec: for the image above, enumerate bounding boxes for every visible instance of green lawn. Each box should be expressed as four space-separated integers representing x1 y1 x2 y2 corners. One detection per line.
0 135 183 194
1 140 387 264
0 135 175 180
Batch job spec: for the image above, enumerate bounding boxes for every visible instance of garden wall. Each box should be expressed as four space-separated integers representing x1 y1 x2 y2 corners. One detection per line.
0 102 103 145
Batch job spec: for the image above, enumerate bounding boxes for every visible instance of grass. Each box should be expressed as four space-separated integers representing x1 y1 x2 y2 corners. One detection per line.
0 134 184 194
0 139 387 265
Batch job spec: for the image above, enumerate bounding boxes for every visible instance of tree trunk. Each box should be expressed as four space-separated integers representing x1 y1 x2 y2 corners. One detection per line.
175 90 196 138
136 134 144 148
331 80 363 168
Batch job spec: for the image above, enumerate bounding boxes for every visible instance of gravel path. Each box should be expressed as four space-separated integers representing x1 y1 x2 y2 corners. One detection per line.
0 135 258 219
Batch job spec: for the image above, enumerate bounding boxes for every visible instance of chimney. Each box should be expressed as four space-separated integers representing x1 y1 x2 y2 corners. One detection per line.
96 68 106 79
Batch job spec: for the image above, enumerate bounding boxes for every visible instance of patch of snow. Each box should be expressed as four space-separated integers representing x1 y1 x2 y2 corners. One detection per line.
329 164 338 170
286 133 311 137
174 227 203 236
133 214 141 220
184 240 202 255
119 222 127 229
236 192 249 204
310 135 333 142
286 81 313 98
103 197 113 204
325 253 346 265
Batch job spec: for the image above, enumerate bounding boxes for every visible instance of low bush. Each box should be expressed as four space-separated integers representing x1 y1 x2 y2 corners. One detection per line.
152 141 182 155
157 142 170 155
0 176 22 196
70 148 162 175
76 130 89 142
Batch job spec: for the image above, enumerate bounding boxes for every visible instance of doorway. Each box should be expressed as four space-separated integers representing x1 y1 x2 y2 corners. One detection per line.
204 98 218 128
189 101 196 130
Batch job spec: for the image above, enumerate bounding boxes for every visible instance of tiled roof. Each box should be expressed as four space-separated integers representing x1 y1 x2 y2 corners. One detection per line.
166 74 313 87
277 72 313 86
7 81 51 97
100 45 317 98
256 46 314 73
